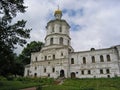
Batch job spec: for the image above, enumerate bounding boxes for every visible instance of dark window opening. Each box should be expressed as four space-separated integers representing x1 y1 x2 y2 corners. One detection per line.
35 57 37 61
83 57 86 64
100 55 104 62
107 55 111 61
92 56 95 63
35 67 37 70
48 74 50 77
59 26 62 32
50 38 53 45
81 70 84 75
100 69 103 74
34 73 37 77
53 54 55 59
61 53 63 56
71 58 74 64
88 70 91 74
52 68 55 73
44 68 46 73
59 37 63 45
45 56 47 60
106 69 110 74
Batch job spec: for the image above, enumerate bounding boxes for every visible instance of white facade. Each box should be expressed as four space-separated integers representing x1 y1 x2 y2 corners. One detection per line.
24 9 120 78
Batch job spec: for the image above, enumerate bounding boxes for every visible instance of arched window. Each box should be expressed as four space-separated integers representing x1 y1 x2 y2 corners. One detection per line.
50 38 53 45
52 68 55 73
107 55 111 61
81 70 84 75
100 55 104 62
59 26 62 32
35 57 37 61
88 70 91 74
100 69 103 74
44 68 46 73
59 37 63 45
68 40 69 45
53 54 55 60
45 56 47 60
83 57 86 64
92 56 95 63
52 26 54 32
106 69 110 74
34 73 37 77
71 58 74 64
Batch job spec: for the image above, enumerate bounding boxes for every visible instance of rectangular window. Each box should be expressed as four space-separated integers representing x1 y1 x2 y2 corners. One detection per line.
81 70 84 75
88 70 91 74
45 56 47 60
106 69 110 74
53 55 55 59
100 69 103 74
44 68 46 73
71 58 74 64
52 68 55 73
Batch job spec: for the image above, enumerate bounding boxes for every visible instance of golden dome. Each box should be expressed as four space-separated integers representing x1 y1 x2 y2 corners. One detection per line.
54 9 62 15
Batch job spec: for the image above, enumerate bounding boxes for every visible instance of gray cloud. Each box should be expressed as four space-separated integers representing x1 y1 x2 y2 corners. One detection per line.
14 0 120 54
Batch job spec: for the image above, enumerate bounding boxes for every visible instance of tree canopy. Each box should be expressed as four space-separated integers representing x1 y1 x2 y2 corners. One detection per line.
19 41 44 65
0 0 31 76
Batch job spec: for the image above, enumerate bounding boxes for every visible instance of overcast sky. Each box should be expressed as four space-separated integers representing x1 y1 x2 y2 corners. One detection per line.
14 0 120 54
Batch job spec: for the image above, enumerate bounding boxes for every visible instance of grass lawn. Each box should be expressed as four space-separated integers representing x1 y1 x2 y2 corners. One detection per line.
43 78 120 90
0 77 120 90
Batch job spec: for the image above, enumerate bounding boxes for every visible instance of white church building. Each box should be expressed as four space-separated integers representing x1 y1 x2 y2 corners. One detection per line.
24 9 120 78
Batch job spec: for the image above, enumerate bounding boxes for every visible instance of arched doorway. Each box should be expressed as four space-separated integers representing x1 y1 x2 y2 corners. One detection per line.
71 72 76 78
60 70 65 77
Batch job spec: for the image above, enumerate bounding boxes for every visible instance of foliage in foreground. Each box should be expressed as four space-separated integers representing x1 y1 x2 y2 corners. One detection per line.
0 77 120 90
0 77 54 90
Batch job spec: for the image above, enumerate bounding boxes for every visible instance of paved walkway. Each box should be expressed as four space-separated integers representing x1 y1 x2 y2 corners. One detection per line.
21 87 36 90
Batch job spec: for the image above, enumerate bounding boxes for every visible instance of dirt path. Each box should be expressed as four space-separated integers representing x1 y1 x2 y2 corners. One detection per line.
20 87 36 90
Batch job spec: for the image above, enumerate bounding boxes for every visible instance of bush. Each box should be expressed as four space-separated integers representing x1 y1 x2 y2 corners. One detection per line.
36 85 42 90
0 76 7 81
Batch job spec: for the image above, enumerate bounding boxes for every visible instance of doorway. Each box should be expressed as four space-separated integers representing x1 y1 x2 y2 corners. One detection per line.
71 72 76 78
60 70 65 77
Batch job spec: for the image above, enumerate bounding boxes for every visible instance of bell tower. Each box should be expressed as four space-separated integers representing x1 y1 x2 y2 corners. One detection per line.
42 8 73 52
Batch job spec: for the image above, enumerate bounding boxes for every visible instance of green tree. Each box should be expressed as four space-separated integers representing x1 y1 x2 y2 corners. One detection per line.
17 41 44 76
19 41 44 65
0 0 31 76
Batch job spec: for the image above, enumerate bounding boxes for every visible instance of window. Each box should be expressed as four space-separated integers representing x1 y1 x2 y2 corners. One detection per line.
50 38 53 45
100 69 103 74
34 73 37 77
71 58 74 64
107 55 111 61
100 55 104 62
45 56 47 60
59 37 63 45
52 26 54 32
83 57 86 64
52 68 55 73
48 74 50 77
68 40 69 45
92 56 95 63
44 68 46 73
81 70 84 75
53 54 55 59
106 69 110 74
35 66 37 70
35 57 37 61
61 52 63 56
59 26 62 32
88 70 91 74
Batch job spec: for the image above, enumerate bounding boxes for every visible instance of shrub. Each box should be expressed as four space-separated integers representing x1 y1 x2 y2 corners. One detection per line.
36 85 42 90
0 76 7 81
